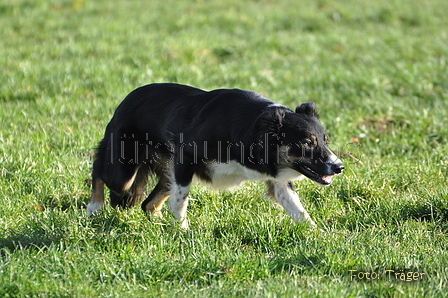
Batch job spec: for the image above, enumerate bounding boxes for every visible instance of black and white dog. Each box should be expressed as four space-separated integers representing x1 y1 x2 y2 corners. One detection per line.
87 83 344 228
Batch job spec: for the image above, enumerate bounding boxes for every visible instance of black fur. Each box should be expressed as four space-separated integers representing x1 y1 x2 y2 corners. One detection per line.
89 83 344 225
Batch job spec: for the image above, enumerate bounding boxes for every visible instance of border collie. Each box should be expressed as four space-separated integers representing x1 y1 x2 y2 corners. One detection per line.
87 83 344 228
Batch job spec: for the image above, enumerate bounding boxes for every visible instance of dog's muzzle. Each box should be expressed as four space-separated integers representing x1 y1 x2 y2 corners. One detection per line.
330 158 344 175
296 155 344 186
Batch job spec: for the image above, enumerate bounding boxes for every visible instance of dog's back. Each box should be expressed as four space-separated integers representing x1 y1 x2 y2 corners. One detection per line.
109 83 205 131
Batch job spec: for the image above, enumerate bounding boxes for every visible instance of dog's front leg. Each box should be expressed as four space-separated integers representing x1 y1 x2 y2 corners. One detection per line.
168 182 191 229
268 181 316 228
87 179 105 216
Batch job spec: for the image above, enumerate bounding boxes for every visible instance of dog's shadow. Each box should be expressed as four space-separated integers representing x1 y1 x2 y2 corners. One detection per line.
0 196 90 253
0 220 65 253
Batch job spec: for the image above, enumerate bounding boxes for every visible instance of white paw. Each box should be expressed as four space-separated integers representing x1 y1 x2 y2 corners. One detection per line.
86 201 103 217
172 218 189 229
308 218 317 229
180 219 189 230
151 210 164 218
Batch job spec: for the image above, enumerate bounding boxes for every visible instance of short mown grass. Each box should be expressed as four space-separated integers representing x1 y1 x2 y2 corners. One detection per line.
1 0 447 297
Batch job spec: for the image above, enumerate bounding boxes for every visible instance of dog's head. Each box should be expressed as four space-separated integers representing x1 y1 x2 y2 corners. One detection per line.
259 102 344 185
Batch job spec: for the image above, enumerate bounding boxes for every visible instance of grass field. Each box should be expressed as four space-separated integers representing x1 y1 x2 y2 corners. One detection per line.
1 0 447 296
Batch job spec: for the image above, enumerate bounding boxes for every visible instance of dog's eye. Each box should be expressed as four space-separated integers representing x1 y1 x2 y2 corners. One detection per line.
303 140 311 146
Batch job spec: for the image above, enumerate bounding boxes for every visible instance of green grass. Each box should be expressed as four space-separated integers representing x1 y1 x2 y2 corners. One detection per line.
1 0 447 296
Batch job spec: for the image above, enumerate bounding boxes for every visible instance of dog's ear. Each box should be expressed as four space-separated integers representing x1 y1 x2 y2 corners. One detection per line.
256 107 286 138
295 102 319 119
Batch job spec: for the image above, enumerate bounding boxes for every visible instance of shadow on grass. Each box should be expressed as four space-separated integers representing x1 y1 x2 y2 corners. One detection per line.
0 206 120 255
40 194 88 212
0 91 38 102
268 253 325 276
398 198 448 224
333 185 448 230
0 284 20 298
0 223 66 252
0 197 88 253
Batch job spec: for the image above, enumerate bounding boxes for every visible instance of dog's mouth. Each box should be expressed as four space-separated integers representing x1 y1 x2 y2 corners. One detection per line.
298 166 335 186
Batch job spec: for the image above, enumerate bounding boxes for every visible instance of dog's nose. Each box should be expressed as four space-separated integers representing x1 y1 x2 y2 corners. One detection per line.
332 161 344 174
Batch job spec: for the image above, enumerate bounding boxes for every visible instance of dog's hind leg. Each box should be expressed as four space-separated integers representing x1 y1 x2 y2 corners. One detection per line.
127 164 150 207
141 173 171 218
266 181 316 228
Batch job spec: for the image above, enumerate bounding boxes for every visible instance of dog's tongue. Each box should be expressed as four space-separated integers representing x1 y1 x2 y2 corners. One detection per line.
322 175 333 184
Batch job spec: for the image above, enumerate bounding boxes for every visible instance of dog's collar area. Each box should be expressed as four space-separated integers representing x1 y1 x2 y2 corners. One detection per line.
266 103 287 109
266 103 296 113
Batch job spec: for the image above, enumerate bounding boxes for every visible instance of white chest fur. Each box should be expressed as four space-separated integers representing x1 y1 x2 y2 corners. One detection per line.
198 160 304 190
